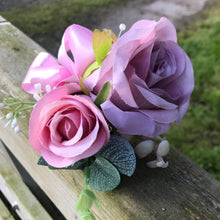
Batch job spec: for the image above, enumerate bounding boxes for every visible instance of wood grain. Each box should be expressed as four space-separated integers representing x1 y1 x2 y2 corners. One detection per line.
0 16 220 220
0 196 15 220
0 141 52 220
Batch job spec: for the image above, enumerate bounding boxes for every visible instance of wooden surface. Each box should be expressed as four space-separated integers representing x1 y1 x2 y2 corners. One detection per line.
0 141 52 220
0 16 220 220
0 197 15 220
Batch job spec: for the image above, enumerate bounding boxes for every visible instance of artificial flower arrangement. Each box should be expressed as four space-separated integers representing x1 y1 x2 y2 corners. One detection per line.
0 17 194 219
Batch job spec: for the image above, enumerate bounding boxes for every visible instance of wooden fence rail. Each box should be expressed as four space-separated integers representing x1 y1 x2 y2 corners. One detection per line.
0 16 220 220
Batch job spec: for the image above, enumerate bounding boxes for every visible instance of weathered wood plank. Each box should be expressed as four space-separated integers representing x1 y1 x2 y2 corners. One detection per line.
0 141 20 177
0 16 220 220
0 197 15 220
0 141 52 220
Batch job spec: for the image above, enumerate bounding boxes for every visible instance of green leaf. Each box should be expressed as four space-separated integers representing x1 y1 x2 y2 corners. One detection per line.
37 156 48 166
89 157 120 191
37 157 89 170
97 135 136 176
76 193 87 212
103 29 117 44
82 189 99 206
79 210 96 220
84 167 90 185
49 159 89 170
94 81 110 106
76 167 100 215
79 77 90 96
75 194 82 211
83 61 100 79
76 189 94 211
92 29 112 65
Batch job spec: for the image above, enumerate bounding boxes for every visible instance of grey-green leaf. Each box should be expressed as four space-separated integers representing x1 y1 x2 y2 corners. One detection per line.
94 81 110 106
89 157 120 191
49 159 89 170
37 156 89 170
37 156 48 166
97 135 136 176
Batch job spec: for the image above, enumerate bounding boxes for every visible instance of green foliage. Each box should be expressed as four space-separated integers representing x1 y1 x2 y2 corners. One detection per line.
37 156 91 170
79 210 96 220
189 147 220 180
83 61 100 79
89 157 121 191
165 1 220 180
79 77 90 96
76 188 100 211
37 156 48 166
37 135 136 191
92 29 112 65
94 81 110 106
97 135 136 176
1 0 124 35
1 0 128 54
76 167 100 220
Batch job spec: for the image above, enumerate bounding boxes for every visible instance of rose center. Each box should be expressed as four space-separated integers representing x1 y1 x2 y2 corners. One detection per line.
151 42 173 78
58 117 76 140
153 60 167 76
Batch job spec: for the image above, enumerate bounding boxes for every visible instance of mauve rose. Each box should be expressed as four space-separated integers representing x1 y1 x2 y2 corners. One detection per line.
29 84 109 167
85 17 194 137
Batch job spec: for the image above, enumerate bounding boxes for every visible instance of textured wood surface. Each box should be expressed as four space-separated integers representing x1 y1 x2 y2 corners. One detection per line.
0 16 220 220
0 197 15 220
0 141 52 220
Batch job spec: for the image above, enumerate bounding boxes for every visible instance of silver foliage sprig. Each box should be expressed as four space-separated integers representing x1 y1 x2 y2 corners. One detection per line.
0 90 36 133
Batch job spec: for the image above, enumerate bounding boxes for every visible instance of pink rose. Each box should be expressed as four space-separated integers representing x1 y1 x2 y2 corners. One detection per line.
85 17 194 137
29 84 110 168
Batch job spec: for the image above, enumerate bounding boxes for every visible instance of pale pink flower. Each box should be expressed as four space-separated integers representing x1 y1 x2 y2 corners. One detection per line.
29 84 109 168
22 24 95 94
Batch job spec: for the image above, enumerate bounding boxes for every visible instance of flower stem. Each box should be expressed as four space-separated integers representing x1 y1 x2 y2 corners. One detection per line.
0 91 36 132
76 167 99 220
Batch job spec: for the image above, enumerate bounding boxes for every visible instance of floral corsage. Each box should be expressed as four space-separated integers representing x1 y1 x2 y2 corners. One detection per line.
0 17 194 219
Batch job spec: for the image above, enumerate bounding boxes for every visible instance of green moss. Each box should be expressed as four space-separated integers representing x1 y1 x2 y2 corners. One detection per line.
1 0 129 53
165 0 220 180
2 0 127 35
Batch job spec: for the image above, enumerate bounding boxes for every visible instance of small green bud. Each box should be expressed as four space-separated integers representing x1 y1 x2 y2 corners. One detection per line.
80 210 96 220
76 188 99 212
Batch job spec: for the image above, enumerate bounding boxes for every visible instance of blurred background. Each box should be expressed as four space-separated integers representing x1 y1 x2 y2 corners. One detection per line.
0 0 220 180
